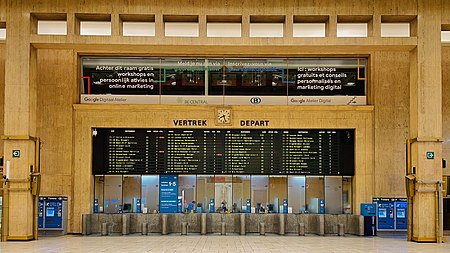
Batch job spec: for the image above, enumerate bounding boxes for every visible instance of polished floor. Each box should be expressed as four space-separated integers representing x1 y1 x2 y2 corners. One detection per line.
0 234 450 253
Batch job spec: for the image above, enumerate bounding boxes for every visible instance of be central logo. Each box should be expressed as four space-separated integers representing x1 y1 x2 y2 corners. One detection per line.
250 97 262 104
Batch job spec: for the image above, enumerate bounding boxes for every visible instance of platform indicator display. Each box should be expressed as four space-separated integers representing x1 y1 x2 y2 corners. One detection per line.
92 128 354 175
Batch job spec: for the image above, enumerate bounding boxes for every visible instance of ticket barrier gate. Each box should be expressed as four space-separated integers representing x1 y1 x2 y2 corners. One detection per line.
373 198 407 231
38 196 68 235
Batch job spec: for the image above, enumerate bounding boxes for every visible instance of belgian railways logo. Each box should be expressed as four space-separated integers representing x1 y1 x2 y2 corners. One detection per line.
250 97 262 104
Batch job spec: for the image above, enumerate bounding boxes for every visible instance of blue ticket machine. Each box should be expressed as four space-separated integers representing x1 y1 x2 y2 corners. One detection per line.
373 198 395 231
38 197 45 229
283 199 288 214
360 203 376 236
246 199 251 213
395 201 408 230
377 201 394 230
38 196 68 234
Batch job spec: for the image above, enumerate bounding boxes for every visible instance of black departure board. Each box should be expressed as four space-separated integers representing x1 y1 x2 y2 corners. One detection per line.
92 128 354 176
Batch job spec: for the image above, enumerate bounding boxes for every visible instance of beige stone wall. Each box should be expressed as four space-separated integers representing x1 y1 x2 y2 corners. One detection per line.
0 44 4 159
442 47 450 176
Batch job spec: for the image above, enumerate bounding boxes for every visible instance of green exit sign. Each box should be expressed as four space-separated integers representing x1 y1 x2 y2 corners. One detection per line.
12 150 20 158
426 151 434 159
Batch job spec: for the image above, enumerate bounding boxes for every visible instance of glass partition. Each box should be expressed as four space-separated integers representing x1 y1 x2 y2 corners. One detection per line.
82 57 367 102
305 176 324 214
94 176 104 213
104 175 123 213
251 175 268 213
122 175 141 213
325 176 343 214
233 175 251 213
342 176 352 214
288 176 306 213
142 175 159 213
95 174 351 214
179 175 196 212
197 175 215 213
269 176 287 213
214 175 232 213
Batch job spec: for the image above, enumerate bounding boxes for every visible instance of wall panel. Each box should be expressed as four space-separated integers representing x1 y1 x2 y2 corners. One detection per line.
443 47 450 176
0 43 4 158
372 51 410 197
36 48 77 230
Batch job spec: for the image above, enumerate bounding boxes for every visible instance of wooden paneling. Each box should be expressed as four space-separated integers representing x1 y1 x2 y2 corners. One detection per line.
442 0 450 25
0 44 4 158
442 47 450 176
36 49 77 231
372 51 410 197
72 105 374 233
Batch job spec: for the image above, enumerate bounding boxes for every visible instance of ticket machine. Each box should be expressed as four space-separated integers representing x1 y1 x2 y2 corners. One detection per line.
38 196 68 235
395 201 408 230
377 200 394 230
373 198 408 231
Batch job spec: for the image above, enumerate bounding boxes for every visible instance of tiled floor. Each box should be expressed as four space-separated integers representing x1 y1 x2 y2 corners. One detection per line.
0 234 449 253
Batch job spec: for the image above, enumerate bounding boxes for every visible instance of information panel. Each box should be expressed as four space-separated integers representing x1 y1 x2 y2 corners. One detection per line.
92 128 354 175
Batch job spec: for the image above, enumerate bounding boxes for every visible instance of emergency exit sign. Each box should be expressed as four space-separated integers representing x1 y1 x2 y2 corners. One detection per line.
12 150 20 158
426 151 434 159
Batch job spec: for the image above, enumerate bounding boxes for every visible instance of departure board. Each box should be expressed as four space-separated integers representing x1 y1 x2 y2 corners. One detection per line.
92 128 354 175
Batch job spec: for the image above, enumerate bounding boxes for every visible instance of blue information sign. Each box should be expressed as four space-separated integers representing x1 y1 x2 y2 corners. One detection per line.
246 199 251 213
319 199 325 214
283 199 288 214
94 198 99 213
177 197 182 213
209 198 215 213
159 174 178 213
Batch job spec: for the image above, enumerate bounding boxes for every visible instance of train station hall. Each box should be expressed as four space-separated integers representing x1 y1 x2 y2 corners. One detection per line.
1 0 450 252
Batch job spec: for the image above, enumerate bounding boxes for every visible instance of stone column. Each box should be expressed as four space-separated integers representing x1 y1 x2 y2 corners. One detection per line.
2 1 36 241
409 0 442 242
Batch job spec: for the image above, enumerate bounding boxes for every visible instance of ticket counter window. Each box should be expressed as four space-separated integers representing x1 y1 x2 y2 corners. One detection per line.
305 176 324 214
325 176 342 214
142 175 159 213
94 176 104 213
214 175 232 213
269 176 288 213
122 175 141 213
251 175 269 213
196 175 214 213
232 175 251 213
104 175 123 213
288 176 306 213
342 177 352 214
179 175 196 213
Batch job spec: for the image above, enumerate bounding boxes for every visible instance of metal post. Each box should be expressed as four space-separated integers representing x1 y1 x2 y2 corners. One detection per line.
181 222 187 235
298 223 305 236
259 222 265 235
161 214 168 235
279 214 285 235
438 182 444 243
240 214 246 235
338 224 344 236
1 180 8 241
201 213 207 235
141 223 148 235
221 222 226 235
